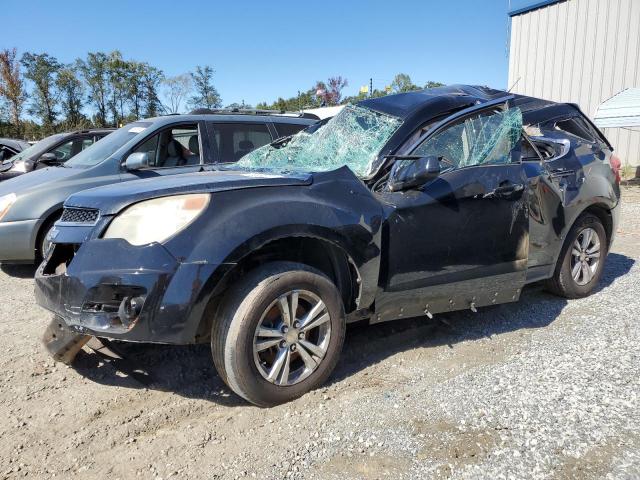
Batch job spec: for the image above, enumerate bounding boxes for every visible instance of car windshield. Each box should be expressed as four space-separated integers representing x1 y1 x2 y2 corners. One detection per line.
225 105 403 178
64 122 152 168
1 134 65 165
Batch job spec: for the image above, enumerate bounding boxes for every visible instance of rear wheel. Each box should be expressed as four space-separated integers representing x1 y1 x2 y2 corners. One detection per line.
546 214 607 298
211 262 346 407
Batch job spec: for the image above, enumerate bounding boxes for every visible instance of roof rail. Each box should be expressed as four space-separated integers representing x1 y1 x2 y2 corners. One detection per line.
188 108 320 120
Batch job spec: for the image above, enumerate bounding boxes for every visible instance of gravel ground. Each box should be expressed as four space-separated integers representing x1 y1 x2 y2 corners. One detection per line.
0 186 638 480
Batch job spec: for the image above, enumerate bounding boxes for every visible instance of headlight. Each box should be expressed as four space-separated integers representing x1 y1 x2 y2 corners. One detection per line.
0 193 17 222
103 193 210 246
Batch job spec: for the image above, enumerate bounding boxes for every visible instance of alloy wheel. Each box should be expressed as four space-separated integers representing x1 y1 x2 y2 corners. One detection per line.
253 290 331 386
570 227 600 286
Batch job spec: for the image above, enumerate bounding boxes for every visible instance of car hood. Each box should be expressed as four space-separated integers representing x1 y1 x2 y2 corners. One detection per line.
66 169 313 215
0 165 78 195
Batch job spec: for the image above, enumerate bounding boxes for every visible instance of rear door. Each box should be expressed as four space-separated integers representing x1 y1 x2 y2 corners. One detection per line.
205 122 274 164
375 98 530 321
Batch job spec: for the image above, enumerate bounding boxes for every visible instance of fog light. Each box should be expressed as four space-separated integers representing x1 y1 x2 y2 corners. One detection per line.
118 296 145 328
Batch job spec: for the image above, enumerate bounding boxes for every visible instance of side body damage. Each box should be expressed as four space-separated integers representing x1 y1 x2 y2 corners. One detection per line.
35 86 621 348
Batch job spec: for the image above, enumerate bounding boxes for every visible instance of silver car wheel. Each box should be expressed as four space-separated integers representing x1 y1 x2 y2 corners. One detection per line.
570 227 600 286
253 290 331 386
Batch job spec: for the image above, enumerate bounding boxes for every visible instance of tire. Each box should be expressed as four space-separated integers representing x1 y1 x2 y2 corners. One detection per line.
36 214 61 263
545 213 607 299
211 261 346 407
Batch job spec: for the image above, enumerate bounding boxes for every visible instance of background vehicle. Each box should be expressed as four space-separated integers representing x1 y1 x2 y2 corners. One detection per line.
34 86 620 406
0 129 114 181
0 111 317 263
0 138 30 162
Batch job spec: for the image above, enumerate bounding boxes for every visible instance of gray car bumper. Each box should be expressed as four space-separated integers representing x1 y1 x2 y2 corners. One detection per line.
0 219 37 262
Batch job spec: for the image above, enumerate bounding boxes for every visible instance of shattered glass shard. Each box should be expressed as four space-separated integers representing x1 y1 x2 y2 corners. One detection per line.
230 104 403 177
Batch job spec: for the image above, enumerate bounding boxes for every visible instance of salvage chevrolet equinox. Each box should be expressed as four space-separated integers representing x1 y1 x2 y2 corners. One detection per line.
35 85 621 406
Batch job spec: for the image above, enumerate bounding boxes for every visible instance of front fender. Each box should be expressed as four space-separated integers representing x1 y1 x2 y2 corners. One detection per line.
165 168 384 334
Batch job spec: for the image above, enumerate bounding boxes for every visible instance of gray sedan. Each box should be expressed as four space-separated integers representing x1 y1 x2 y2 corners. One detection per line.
0 111 316 263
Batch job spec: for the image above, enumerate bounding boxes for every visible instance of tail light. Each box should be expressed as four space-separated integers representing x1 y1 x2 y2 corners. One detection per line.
610 155 621 184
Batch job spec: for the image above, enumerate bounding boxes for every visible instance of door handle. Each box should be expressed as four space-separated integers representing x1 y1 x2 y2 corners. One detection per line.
549 168 575 179
484 183 524 199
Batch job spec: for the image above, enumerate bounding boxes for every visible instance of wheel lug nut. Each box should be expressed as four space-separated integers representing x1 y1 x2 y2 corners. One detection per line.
293 321 300 328
279 340 287 348
298 332 305 340
282 326 289 333
290 344 297 352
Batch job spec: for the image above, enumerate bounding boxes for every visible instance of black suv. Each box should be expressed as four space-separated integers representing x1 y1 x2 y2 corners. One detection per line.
0 129 114 181
35 86 621 406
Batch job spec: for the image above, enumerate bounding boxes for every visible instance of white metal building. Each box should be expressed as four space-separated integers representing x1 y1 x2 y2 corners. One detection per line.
508 0 640 173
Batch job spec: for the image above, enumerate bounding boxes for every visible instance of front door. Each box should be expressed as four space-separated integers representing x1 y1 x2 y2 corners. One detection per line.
375 100 529 322
121 123 204 181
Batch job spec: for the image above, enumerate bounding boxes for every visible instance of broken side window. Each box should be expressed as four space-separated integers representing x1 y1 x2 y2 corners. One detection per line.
227 105 403 177
412 106 523 170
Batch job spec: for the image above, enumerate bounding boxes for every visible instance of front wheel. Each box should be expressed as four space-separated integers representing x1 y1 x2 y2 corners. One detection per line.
211 262 346 407
546 213 607 298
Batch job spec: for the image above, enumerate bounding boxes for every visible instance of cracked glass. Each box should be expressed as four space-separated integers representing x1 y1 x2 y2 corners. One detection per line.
412 106 523 170
227 105 403 177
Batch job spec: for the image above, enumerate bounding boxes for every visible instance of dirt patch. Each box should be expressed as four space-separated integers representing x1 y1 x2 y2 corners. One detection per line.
413 419 500 474
317 453 412 479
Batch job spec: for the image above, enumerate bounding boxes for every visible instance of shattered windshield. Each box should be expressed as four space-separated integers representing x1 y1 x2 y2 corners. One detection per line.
226 104 402 177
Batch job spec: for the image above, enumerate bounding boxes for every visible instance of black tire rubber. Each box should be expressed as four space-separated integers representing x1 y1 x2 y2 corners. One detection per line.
211 261 346 407
545 213 607 299
36 214 61 264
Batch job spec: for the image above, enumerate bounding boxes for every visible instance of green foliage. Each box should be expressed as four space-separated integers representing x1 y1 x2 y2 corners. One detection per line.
56 66 85 128
76 51 110 127
21 52 61 131
188 65 222 110
258 74 445 112
0 48 25 135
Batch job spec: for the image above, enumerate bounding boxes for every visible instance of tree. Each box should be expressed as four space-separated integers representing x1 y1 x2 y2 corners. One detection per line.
21 52 61 129
0 48 25 134
106 51 131 125
161 74 192 114
77 52 111 127
141 65 163 118
56 66 85 127
326 76 348 105
188 65 221 110
424 81 445 89
391 73 419 93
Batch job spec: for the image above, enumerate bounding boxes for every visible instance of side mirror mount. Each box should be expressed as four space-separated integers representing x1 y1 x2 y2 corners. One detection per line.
38 152 59 165
125 152 150 170
388 155 441 191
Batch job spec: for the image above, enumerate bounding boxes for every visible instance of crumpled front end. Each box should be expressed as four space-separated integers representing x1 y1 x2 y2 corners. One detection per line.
35 229 220 344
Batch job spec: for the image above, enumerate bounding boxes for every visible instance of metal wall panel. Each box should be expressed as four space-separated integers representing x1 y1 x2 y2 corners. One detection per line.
508 0 640 170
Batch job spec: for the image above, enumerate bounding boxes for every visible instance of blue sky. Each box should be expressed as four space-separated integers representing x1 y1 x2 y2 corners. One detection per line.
2 0 520 107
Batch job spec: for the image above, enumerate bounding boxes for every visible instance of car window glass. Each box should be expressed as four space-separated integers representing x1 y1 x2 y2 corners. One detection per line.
274 123 308 138
50 140 74 161
81 138 94 150
412 107 523 170
210 123 273 163
231 124 271 161
132 124 200 168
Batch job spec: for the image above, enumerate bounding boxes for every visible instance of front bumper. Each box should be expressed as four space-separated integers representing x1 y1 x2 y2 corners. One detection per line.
0 219 38 262
35 237 223 344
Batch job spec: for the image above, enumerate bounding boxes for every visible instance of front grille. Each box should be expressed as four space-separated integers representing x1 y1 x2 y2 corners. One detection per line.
60 208 99 224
